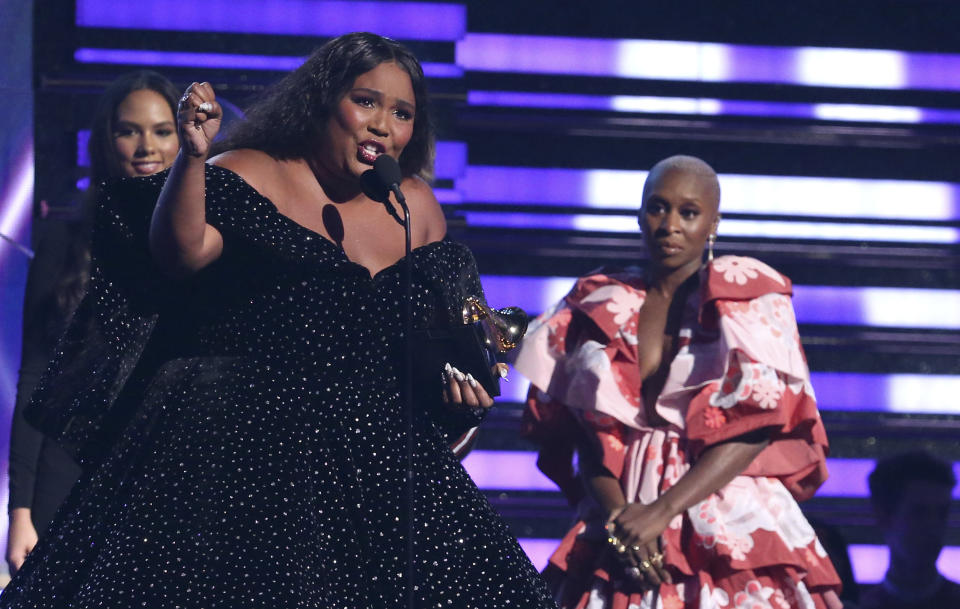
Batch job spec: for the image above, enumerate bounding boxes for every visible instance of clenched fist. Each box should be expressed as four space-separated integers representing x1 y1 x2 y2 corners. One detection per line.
177 81 222 158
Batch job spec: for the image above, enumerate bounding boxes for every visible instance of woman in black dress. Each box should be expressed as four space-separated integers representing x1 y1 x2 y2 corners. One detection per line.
1 33 555 608
5 70 180 575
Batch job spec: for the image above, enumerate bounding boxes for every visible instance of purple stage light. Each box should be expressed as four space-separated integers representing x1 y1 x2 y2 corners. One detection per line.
457 33 960 91
457 166 960 222
75 48 461 79
434 141 467 180
77 129 90 167
516 539 960 581
76 0 466 41
461 211 960 243
0 143 34 247
479 276 960 331
463 450 960 499
468 90 960 126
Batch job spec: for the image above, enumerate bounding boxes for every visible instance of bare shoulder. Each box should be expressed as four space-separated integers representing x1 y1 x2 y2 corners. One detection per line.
209 149 279 193
402 175 446 243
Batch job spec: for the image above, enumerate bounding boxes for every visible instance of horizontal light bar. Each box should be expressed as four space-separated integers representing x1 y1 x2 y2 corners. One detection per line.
457 33 960 91
76 0 466 41
812 372 960 414
481 276 960 330
496 364 960 415
516 539 960 582
467 90 960 125
433 141 467 180
458 167 960 222
848 546 960 583
464 450 960 500
462 211 960 243
75 48 463 79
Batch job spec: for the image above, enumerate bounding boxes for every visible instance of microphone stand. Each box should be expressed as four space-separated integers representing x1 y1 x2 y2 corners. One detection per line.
0 231 35 259
388 183 415 609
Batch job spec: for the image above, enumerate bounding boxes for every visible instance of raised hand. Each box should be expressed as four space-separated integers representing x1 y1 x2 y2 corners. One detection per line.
177 82 222 158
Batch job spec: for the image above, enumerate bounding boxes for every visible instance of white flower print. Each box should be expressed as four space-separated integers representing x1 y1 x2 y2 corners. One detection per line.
713 256 786 287
750 371 785 409
581 285 643 326
700 584 730 609
733 580 775 609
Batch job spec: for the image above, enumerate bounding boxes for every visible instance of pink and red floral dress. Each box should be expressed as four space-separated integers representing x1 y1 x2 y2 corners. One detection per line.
514 256 843 609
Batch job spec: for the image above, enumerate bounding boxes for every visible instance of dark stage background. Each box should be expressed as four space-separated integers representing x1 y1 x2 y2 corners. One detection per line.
1 0 958 582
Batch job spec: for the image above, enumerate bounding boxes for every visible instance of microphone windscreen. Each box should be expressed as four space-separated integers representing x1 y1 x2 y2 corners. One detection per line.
361 169 390 203
373 154 403 188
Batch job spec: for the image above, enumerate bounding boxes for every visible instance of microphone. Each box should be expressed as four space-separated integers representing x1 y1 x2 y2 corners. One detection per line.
373 154 405 205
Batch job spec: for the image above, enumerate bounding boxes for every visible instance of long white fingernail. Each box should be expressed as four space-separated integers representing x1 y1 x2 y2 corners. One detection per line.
452 367 466 382
466 373 478 388
444 362 452 373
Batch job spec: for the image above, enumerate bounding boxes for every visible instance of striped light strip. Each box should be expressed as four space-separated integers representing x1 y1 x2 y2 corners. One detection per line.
467 90 960 125
462 450 960 499
462 211 960 244
481 276 960 330
457 33 960 91
74 48 463 79
497 362 960 415
76 0 466 41
516 539 960 583
457 167 960 222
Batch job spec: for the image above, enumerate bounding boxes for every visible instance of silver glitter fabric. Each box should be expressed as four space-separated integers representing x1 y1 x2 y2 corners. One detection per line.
2 166 557 609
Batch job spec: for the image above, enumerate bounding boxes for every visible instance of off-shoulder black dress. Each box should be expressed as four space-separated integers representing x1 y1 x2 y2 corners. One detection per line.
1 166 555 609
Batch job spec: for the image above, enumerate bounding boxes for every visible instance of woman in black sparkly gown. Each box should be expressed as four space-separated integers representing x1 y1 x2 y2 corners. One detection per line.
2 33 556 608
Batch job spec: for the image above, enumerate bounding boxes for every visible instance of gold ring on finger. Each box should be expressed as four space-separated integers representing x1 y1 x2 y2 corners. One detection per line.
607 535 621 547
615 543 627 554
639 559 652 570
650 552 664 566
630 545 641 552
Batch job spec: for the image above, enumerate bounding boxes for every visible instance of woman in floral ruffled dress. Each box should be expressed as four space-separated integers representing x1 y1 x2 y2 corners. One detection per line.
514 155 844 609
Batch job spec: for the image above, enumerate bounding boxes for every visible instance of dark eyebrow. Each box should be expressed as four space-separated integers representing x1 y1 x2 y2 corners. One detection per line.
114 120 176 130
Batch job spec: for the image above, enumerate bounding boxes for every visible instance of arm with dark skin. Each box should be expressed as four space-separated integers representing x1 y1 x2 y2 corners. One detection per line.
595 431 770 586
579 273 771 586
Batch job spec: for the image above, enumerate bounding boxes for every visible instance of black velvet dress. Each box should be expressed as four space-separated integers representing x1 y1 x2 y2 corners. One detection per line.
1 166 556 609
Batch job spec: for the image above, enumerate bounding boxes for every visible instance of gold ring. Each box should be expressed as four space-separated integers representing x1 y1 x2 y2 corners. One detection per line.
616 543 627 554
650 552 664 566
607 535 621 547
639 559 652 570
630 545 641 552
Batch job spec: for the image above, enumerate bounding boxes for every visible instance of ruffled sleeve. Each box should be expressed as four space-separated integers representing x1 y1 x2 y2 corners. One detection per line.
515 269 647 499
680 256 829 500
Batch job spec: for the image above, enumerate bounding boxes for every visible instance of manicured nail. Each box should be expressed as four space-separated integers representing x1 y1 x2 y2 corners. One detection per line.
466 373 478 388
444 362 452 373
498 366 509 381
452 367 466 382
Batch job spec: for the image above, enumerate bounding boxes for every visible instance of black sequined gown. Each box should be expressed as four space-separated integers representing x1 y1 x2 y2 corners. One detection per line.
2 166 556 609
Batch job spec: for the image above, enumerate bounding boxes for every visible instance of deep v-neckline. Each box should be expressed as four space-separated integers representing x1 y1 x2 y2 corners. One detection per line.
209 163 442 280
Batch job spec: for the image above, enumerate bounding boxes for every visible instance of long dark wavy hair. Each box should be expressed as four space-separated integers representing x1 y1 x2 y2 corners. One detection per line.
213 32 435 179
88 70 181 186
54 71 180 327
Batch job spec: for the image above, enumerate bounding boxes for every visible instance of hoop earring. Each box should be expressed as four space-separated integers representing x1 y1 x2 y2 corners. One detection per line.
707 234 716 262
